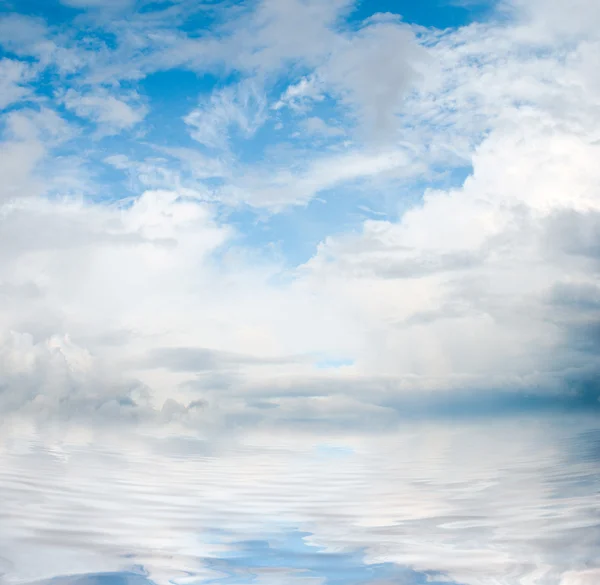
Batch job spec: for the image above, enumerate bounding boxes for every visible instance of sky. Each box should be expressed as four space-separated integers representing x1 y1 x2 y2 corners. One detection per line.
1 0 600 430
0 1 599 583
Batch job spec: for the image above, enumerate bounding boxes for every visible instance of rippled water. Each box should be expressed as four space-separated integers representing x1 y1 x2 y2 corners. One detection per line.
0 414 598 585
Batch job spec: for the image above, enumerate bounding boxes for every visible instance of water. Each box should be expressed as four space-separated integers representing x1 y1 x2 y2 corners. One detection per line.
0 414 598 585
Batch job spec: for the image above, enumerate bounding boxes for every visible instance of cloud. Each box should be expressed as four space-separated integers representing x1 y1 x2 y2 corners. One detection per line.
142 346 306 372
0 0 597 429
0 15 49 53
223 147 418 209
228 0 355 72
560 570 600 585
0 330 152 423
0 108 73 203
0 189 234 419
61 88 148 136
0 14 82 72
0 59 37 110
185 81 267 150
273 77 324 112
318 20 429 140
503 0 600 40
300 117 345 137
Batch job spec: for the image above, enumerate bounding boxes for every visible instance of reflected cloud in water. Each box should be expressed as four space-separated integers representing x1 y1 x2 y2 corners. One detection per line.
0 414 598 585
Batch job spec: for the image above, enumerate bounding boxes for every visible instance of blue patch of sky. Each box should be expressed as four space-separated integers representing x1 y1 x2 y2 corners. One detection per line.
140 69 218 144
315 358 355 370
347 0 493 30
225 183 386 267
0 47 36 67
174 2 223 35
0 0 78 24
227 120 279 165
138 0 176 14
314 444 355 458
225 162 474 268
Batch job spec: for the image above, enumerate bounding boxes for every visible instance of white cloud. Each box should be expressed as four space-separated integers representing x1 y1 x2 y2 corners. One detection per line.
0 108 73 203
229 0 354 72
560 570 600 585
318 20 430 140
503 0 600 40
0 15 49 52
185 81 267 150
212 147 415 209
0 137 45 203
0 14 82 72
301 140 595 385
0 59 36 110
267 17 429 141
0 190 234 416
61 88 148 135
300 117 345 137
273 76 324 111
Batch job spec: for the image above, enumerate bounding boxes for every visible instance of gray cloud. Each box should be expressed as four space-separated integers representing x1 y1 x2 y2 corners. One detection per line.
544 210 600 260
143 347 307 373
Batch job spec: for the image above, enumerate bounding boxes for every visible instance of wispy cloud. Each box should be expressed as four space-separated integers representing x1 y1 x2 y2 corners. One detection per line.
61 88 148 136
185 81 268 150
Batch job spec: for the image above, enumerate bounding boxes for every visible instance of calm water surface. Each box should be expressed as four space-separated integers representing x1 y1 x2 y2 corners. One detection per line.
0 414 598 585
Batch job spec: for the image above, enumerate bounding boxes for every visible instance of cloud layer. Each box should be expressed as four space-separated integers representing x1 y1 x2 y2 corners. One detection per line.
0 0 599 429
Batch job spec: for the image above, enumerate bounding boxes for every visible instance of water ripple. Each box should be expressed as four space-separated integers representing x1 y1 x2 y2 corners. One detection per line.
0 415 598 585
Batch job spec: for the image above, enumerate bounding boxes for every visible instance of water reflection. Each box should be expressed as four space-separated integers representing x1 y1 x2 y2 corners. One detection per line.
0 414 598 585
200 531 452 585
